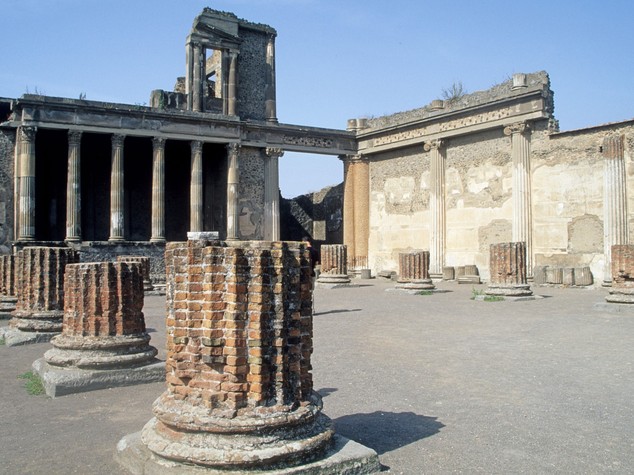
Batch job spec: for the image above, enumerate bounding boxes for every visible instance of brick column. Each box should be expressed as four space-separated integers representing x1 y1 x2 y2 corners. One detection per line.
109 134 125 242
264 147 283 241
138 240 333 469
33 262 163 396
317 244 351 286
504 122 533 277
226 143 240 240
485 242 533 297
7 247 79 345
117 255 153 291
396 251 434 290
18 126 37 241
425 139 446 276
606 245 634 303
341 154 369 271
0 254 17 318
150 137 166 242
603 135 628 285
65 130 82 242
190 140 203 232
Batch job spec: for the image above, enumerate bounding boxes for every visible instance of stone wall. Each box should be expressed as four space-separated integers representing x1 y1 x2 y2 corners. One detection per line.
0 129 14 253
236 28 268 121
237 146 265 240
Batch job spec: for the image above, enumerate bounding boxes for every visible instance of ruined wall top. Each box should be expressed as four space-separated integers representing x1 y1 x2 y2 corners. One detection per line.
358 71 554 131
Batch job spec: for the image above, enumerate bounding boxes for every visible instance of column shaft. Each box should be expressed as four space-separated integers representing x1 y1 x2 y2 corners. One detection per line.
226 143 240 240
227 51 238 116
603 134 628 283
18 127 36 241
265 34 278 123
190 141 203 233
341 157 356 264
109 134 125 241
151 137 166 242
264 148 283 241
427 140 445 275
65 130 82 241
192 43 203 112
353 156 369 268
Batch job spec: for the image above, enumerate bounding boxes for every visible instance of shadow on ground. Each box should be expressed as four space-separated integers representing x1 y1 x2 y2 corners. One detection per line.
314 309 362 316
333 411 444 455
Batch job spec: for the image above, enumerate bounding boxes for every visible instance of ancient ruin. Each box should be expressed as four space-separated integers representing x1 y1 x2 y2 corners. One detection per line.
0 254 17 319
605 245 634 304
3 247 79 346
485 242 533 298
317 244 351 287
395 250 435 291
117 255 153 292
32 261 164 397
116 239 379 473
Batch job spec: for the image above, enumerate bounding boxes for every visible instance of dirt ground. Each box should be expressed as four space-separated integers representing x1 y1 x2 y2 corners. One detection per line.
1 280 633 474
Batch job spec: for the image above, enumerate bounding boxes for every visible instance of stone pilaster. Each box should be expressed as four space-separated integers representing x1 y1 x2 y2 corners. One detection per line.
117 255 153 291
109 134 125 242
226 143 240 240
18 126 36 241
151 137 166 242
32 262 164 396
265 33 278 123
136 240 333 469
606 245 634 303
395 251 434 291
504 122 533 277
485 242 532 297
264 147 283 241
6 247 79 345
425 139 446 276
317 244 351 286
190 140 203 233
602 134 628 285
65 130 82 242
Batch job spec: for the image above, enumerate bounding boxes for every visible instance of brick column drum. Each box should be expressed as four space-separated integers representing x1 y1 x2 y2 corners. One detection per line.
317 244 351 286
117 255 153 291
606 245 634 304
5 247 79 345
32 262 164 397
485 242 533 297
144 240 333 468
0 254 17 318
396 250 435 290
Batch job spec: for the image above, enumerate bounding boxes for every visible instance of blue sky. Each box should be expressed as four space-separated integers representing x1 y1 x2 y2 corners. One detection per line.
2 0 633 197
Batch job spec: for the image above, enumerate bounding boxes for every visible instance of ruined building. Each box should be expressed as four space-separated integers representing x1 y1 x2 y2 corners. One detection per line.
1 9 632 284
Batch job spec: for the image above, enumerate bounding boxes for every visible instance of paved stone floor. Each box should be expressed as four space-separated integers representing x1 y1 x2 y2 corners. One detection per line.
1 280 634 474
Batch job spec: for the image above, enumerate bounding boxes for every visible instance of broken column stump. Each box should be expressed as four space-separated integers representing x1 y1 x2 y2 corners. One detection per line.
116 240 380 474
317 244 351 287
606 245 634 304
0 254 17 319
117 255 154 291
4 247 79 346
32 262 164 397
395 250 435 291
485 242 533 298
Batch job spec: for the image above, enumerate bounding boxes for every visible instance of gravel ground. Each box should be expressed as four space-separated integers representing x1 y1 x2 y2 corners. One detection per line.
1 280 633 474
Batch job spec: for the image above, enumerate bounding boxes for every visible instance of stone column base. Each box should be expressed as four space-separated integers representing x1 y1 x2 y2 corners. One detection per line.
0 327 58 346
605 289 634 304
316 274 352 288
485 284 533 297
395 279 435 291
0 296 17 319
115 431 380 475
32 357 165 398
10 310 64 332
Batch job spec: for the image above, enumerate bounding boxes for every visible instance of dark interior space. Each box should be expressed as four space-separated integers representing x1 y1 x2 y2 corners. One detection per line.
164 139 190 241
124 136 152 240
203 142 227 237
81 132 111 241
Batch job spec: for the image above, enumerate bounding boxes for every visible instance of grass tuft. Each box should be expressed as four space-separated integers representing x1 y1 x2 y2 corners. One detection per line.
483 295 504 302
417 290 433 296
18 371 45 396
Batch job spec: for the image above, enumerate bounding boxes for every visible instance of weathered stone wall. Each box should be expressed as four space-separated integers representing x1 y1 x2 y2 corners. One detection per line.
0 129 14 253
237 146 265 240
280 183 343 245
236 28 267 121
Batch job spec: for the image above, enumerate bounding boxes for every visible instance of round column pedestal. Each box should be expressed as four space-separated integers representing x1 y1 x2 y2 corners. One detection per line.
395 279 435 291
606 288 634 304
485 284 533 297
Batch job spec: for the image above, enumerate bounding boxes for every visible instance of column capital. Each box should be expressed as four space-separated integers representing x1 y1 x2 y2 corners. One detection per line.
424 139 445 152
602 134 625 159
152 137 166 149
191 140 203 154
111 134 125 148
68 130 82 145
226 142 241 157
504 122 530 136
19 126 37 142
339 153 367 163
265 147 284 159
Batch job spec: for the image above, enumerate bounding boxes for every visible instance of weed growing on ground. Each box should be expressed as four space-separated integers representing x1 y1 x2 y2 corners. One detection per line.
471 287 483 300
417 290 433 296
18 371 45 396
483 295 504 302
0 336 5 346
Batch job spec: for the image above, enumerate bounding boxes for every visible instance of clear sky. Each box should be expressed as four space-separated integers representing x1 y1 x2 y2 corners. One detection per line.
2 0 633 197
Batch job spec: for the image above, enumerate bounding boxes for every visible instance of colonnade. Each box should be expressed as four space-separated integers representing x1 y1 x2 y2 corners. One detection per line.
13 127 283 243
